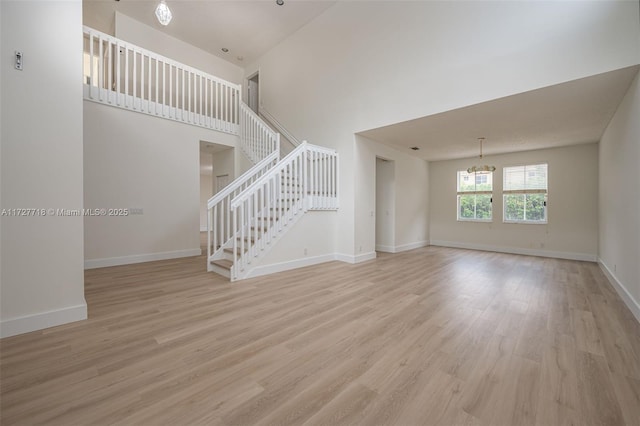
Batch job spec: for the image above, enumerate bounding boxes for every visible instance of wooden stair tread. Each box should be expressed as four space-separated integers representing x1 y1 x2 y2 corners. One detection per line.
211 259 233 270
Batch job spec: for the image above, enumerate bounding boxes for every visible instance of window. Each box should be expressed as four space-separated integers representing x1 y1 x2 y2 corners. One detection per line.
503 163 548 223
457 171 492 221
475 174 488 185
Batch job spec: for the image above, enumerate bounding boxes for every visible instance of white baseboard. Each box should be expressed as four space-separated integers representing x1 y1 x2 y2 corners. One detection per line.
242 251 376 281
598 259 640 324
429 240 597 262
376 241 429 253
85 248 202 269
1 303 87 338
245 254 338 279
396 240 429 252
335 251 377 264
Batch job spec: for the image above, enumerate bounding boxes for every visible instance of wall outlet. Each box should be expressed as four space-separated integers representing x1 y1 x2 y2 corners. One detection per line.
614 264 617 273
359 245 362 252
304 248 308 256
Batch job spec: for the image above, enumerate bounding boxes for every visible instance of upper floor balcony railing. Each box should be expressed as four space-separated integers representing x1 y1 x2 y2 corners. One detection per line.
83 26 240 135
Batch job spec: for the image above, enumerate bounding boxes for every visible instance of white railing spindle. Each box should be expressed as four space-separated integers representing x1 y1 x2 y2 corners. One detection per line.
228 142 338 280
83 26 240 134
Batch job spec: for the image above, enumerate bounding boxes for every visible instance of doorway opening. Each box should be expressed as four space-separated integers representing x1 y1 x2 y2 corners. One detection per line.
247 72 259 114
375 157 395 253
199 142 234 236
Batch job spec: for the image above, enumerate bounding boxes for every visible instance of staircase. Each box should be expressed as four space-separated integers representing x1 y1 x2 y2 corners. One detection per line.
81 26 339 282
208 106 339 281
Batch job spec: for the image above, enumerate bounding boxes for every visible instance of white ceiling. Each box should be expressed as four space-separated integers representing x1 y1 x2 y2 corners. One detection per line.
83 0 336 66
84 2 638 162
359 66 640 162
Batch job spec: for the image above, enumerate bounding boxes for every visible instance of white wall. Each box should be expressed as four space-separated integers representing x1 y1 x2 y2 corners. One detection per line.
429 144 599 261
1 0 86 337
114 12 243 85
599 71 640 321
83 101 237 268
243 212 338 279
213 148 235 182
356 136 430 257
246 0 640 263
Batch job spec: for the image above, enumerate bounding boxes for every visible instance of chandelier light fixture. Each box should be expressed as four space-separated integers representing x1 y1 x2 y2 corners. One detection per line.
155 0 172 26
467 137 496 174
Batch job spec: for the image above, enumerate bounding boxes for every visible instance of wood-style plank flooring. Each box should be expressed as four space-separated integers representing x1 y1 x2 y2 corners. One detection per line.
2 245 640 425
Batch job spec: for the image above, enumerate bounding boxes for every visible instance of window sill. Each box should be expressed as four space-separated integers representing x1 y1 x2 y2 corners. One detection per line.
503 220 548 225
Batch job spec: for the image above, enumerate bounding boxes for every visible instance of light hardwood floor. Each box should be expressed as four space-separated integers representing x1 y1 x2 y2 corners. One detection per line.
1 246 639 425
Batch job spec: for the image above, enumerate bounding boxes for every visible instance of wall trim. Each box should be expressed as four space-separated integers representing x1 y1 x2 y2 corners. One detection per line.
85 248 202 269
335 251 377 264
598 258 640 324
245 254 337 279
243 251 377 280
395 240 430 252
1 303 87 339
429 240 597 262
376 241 429 253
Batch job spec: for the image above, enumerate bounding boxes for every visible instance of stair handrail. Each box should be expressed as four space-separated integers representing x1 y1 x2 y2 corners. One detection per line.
207 150 279 210
240 102 280 164
230 142 308 209
83 26 241 134
229 142 338 280
259 107 301 147
207 151 279 265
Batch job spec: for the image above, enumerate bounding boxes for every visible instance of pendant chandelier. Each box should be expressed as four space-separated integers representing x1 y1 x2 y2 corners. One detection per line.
467 137 496 174
155 1 172 26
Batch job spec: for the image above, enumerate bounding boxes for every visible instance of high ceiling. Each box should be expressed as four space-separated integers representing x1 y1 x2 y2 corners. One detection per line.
84 2 638 162
359 66 639 162
83 0 336 66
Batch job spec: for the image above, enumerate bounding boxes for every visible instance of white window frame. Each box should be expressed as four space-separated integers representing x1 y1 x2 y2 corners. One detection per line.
502 163 548 224
457 170 493 222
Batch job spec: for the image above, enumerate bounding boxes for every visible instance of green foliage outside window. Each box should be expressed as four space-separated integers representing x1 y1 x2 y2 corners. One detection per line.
504 193 546 222
459 194 492 220
457 171 492 221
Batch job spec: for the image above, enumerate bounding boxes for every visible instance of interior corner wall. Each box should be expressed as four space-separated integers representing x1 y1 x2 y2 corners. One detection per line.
200 153 213 232
247 0 639 260
212 148 235 183
356 136 429 256
113 12 243 85
598 70 640 320
429 144 599 261
83 101 235 268
375 158 395 251
1 0 86 337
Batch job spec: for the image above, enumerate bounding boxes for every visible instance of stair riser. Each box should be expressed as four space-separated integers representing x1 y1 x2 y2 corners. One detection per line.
210 263 231 279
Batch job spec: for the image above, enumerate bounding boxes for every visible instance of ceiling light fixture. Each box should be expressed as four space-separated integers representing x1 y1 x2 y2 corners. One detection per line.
155 1 172 26
276 0 284 5
467 137 496 174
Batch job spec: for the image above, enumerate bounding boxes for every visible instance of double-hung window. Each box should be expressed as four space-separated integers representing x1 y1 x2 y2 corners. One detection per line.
503 164 548 223
457 171 493 221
